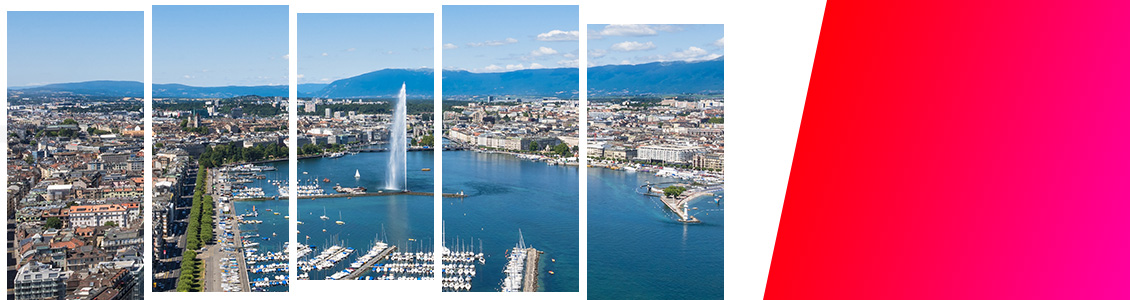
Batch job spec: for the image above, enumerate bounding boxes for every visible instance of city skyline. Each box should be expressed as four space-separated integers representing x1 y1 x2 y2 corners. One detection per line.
154 5 289 87
443 5 579 73
298 13 433 84
7 11 143 87
587 24 724 66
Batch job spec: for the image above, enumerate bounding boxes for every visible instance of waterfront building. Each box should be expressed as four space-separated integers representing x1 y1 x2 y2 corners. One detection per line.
692 153 725 170
637 145 705 164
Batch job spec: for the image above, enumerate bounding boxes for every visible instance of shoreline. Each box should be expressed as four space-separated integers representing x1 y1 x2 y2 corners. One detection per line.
587 159 724 184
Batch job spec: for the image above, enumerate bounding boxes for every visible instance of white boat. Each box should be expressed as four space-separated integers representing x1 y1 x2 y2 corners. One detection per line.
354 170 361 179
320 207 329 220
336 211 345 225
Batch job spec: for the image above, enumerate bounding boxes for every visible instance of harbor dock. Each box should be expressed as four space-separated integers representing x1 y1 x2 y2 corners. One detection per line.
342 245 397 280
522 248 542 292
659 195 701 223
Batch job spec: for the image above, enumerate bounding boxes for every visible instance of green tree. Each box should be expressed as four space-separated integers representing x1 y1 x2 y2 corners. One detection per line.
529 141 539 151
103 221 118 227
62 118 78 125
418 135 434 147
553 143 572 157
663 186 688 197
45 217 62 229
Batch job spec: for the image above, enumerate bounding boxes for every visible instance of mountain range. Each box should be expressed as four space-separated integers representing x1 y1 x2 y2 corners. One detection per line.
588 57 723 96
8 57 722 98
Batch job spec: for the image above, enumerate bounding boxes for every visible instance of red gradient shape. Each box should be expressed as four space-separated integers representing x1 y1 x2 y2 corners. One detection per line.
766 1 1130 299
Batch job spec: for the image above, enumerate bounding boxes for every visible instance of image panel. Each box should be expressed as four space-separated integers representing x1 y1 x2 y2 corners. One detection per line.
151 5 290 292
586 24 725 299
294 13 435 281
7 11 146 300
441 5 580 293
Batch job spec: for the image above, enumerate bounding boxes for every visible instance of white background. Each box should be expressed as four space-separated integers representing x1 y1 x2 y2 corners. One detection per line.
0 0 826 299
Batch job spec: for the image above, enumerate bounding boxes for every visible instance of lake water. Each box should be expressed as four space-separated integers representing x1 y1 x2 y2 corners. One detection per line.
296 150 434 280
586 167 725 299
442 150 579 292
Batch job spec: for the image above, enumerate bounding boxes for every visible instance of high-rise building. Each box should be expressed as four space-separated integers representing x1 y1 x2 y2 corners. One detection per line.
325 108 332 119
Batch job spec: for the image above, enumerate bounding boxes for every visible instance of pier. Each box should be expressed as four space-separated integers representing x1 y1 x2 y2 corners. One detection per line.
659 195 701 223
522 248 542 292
233 220 252 292
640 184 707 223
342 245 397 280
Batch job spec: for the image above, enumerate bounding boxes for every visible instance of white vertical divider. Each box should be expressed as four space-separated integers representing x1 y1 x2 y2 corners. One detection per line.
287 3 300 293
142 5 154 299
432 3 445 287
577 6 589 298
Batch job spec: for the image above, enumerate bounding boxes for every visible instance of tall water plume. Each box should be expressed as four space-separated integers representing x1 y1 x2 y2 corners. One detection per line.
386 83 407 190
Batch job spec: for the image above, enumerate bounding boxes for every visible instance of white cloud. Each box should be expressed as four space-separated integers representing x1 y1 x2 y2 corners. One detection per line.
297 74 305 79
467 37 518 47
667 46 708 60
654 25 684 33
320 78 332 82
529 63 545 69
183 75 194 79
589 49 607 58
443 43 458 50
282 54 290 59
321 52 329 56
563 53 577 59
346 48 356 52
537 30 580 41
505 64 525 70
642 46 721 63
611 41 657 52
591 24 683 39
587 29 605 40
620 60 632 65
599 24 658 36
529 47 559 57
482 64 504 72
557 59 579 68
714 38 725 49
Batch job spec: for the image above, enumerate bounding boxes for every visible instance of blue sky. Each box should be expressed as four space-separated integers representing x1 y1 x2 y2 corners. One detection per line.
154 5 288 86
7 11 142 87
443 5 578 73
588 24 723 66
298 13 433 84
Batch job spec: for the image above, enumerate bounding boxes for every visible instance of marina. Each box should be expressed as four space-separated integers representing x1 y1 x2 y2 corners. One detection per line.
296 148 435 281
500 230 542 292
442 150 578 292
218 160 290 292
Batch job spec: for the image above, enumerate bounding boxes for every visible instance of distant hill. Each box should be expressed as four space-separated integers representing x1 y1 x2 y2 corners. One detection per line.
10 80 143 97
297 83 329 95
442 68 579 98
7 59 718 99
308 69 433 99
153 84 288 98
588 57 724 96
